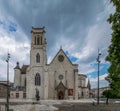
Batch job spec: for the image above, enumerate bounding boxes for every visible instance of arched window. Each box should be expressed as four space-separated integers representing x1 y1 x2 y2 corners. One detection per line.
36 53 40 63
35 73 41 86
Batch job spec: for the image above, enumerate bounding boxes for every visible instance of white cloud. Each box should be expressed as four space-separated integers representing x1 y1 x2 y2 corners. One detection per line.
90 73 108 82
79 63 97 74
0 22 30 82
90 73 109 88
0 0 114 89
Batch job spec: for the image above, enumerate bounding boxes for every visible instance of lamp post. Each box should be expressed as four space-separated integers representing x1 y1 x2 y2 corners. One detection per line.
96 50 101 105
6 53 10 111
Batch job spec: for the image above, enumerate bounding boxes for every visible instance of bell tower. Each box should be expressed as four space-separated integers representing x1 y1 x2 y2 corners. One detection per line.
30 26 47 67
27 27 48 100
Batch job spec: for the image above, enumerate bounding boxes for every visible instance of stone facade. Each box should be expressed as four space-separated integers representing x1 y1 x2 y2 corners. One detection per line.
12 27 91 100
78 75 91 99
0 81 7 98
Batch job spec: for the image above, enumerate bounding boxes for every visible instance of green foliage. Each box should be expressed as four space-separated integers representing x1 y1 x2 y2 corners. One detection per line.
106 0 120 98
102 89 120 99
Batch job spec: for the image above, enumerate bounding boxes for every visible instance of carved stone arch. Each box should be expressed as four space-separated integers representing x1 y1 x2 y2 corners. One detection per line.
55 82 67 100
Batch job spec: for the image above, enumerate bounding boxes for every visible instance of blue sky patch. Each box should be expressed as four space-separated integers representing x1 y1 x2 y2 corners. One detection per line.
0 20 17 32
87 63 110 78
91 80 109 88
8 22 17 32
65 51 78 63
0 0 114 88
0 20 5 26
0 21 3 25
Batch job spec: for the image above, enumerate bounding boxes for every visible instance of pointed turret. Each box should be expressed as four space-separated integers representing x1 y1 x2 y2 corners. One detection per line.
87 79 91 90
14 62 20 69
14 62 21 87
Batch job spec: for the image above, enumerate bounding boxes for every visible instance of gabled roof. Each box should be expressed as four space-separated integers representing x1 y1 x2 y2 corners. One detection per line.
87 79 91 90
21 65 29 74
0 81 12 86
14 65 20 69
55 81 67 90
78 74 87 78
49 48 73 65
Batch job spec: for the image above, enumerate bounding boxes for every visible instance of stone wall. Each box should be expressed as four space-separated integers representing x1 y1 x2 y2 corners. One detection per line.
0 84 7 98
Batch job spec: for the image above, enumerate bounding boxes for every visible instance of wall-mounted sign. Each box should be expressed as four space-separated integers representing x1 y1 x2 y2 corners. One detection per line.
68 89 73 96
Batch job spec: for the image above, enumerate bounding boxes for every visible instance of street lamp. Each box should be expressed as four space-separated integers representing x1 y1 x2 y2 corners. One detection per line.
96 50 101 105
6 53 10 111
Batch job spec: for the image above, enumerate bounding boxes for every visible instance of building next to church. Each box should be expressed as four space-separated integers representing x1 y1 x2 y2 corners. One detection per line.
0 81 8 98
91 86 110 98
11 27 91 100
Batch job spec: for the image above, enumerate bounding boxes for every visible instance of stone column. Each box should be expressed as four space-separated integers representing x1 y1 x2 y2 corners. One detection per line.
65 71 68 99
74 69 78 100
54 71 57 99
44 67 48 99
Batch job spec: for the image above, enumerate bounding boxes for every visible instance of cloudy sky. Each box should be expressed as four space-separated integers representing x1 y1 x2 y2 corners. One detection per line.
0 0 114 88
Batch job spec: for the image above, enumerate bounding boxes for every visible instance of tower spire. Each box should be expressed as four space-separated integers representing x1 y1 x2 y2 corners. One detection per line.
87 79 91 90
14 61 20 69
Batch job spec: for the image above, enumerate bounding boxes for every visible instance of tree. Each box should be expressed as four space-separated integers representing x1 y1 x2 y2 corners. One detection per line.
106 0 120 98
102 89 120 99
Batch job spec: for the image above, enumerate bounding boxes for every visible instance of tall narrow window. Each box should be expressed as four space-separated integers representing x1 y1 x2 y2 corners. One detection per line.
37 37 40 45
23 93 26 98
36 53 40 63
35 36 36 45
40 36 42 45
16 93 19 98
25 78 26 87
35 73 41 86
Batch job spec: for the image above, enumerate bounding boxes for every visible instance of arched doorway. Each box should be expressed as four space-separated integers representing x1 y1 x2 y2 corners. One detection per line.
55 81 67 100
58 91 64 100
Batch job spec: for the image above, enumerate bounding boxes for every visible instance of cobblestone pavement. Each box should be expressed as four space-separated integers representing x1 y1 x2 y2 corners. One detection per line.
55 103 120 111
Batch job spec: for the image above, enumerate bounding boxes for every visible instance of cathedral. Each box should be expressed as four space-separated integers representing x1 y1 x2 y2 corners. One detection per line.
11 27 91 100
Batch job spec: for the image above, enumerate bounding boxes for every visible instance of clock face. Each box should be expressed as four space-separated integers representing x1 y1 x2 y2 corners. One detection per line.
58 55 64 62
59 75 64 80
